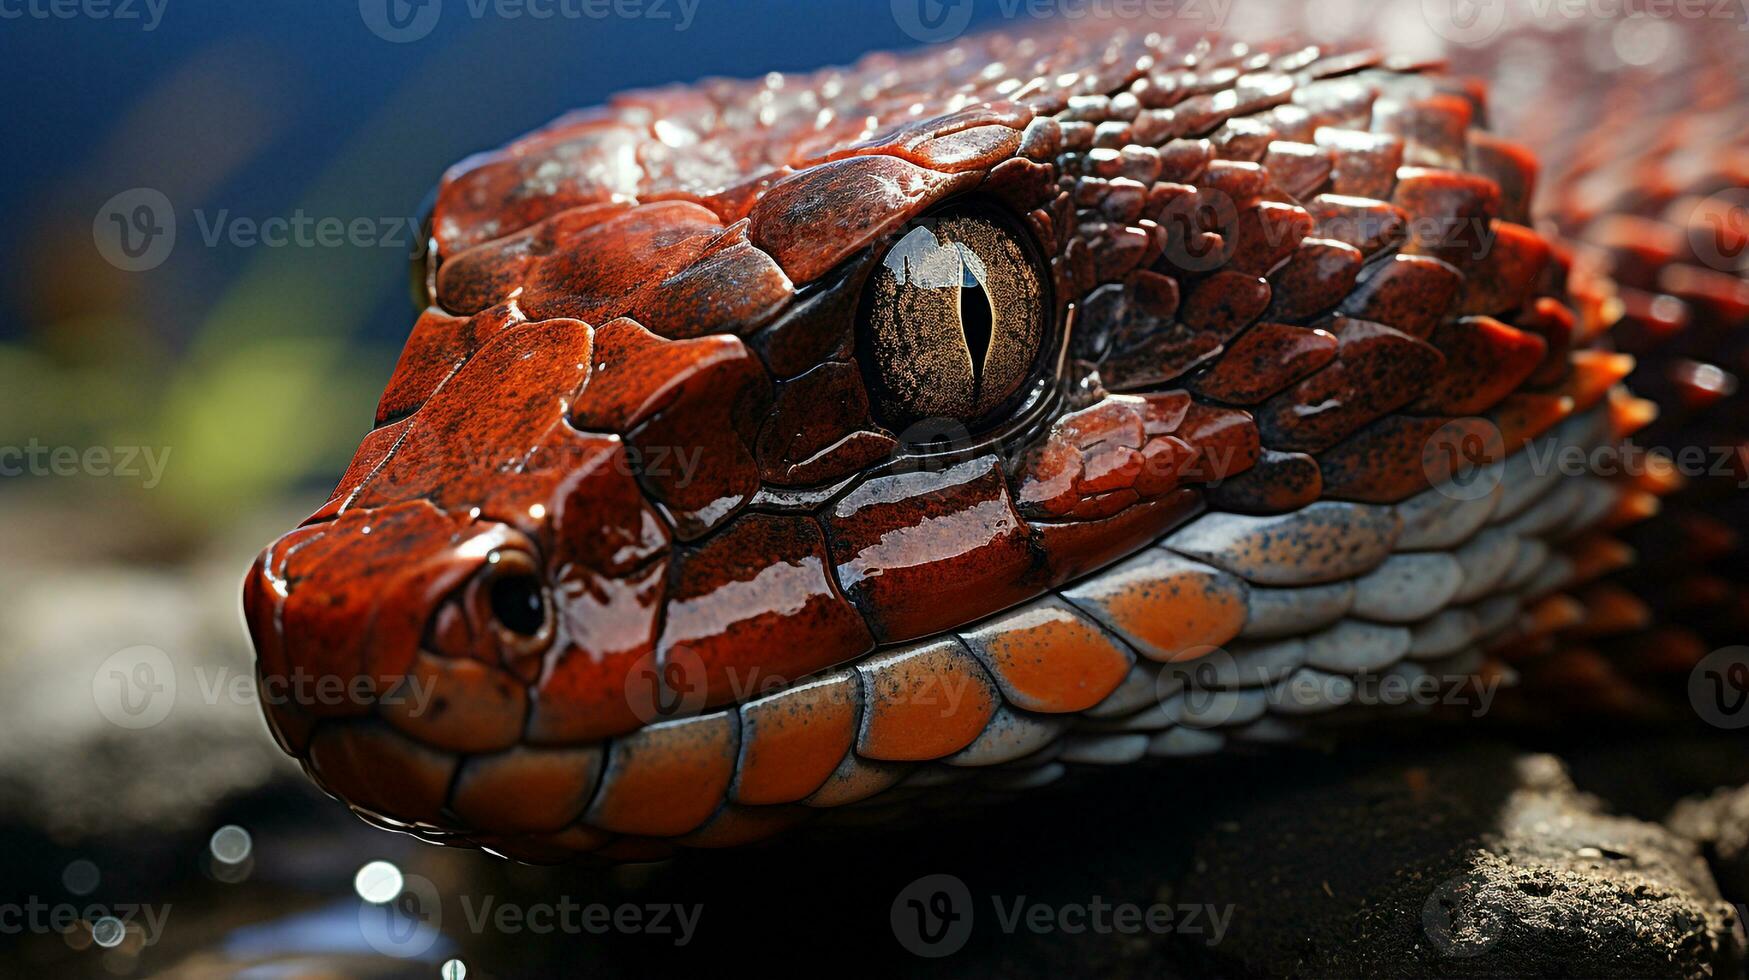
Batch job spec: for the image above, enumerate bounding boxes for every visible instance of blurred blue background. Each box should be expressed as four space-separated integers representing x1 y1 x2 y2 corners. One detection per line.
0 0 1009 524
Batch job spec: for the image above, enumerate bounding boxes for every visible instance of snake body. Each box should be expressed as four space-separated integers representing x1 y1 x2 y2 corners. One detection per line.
242 17 1749 863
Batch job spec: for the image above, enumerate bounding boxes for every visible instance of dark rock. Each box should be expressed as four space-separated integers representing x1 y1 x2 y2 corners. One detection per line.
1670 782 1749 906
1175 745 1746 978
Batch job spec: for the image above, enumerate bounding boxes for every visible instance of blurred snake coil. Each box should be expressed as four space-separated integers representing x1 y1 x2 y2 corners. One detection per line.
240 16 1749 863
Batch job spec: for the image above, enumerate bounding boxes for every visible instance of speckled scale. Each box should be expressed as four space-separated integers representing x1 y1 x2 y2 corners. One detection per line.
755 361 896 486
1266 238 1363 321
1255 317 1446 453
1188 321 1338 404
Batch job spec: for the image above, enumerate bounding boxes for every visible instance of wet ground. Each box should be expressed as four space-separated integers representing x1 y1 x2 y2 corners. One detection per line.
5 732 1747 978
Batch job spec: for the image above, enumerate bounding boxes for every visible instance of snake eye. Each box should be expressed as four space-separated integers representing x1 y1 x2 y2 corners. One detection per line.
427 547 554 664
858 205 1050 437
480 550 552 652
489 572 545 637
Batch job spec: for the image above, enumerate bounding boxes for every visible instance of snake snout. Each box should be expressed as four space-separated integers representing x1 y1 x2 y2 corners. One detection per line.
242 500 552 829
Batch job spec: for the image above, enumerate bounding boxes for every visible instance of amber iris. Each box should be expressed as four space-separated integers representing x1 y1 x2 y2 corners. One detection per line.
859 206 1048 436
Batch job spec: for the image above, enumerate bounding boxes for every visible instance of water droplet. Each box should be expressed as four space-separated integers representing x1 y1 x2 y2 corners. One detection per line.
62 860 99 896
354 860 404 904
209 825 252 865
91 917 125 948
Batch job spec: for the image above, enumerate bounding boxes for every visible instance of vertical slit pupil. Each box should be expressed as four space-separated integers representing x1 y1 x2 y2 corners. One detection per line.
958 252 995 397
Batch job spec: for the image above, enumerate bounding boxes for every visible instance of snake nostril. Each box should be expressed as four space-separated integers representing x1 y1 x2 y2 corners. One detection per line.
489 572 546 637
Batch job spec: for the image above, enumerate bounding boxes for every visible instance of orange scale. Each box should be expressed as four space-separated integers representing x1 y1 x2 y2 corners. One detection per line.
583 711 739 837
1410 317 1547 417
1564 535 1636 586
1545 351 1636 414
956 597 1134 713
450 745 603 835
1063 550 1248 662
1603 490 1661 530
733 671 861 806
1608 391 1661 439
803 751 912 807
1569 585 1652 638
854 637 1000 762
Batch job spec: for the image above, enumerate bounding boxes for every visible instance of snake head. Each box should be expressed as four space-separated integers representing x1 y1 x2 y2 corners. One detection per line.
239 28 1618 861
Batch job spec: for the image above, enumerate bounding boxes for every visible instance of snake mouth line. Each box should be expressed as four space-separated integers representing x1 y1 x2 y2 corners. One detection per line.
287 387 1602 860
